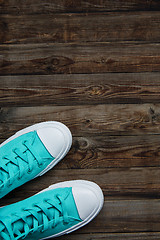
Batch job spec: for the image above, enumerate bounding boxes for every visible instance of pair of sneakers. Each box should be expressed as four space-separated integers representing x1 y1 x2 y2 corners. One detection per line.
0 121 104 240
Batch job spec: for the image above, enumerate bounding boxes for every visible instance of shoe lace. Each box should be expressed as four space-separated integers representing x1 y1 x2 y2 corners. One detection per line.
0 132 44 190
0 191 80 240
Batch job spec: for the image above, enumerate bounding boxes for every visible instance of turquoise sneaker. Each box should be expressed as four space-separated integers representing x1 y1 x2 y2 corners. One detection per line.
0 180 104 239
0 122 72 199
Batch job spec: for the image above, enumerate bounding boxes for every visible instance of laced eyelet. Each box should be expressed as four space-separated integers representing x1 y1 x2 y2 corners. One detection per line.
7 183 12 187
12 148 17 153
38 163 43 168
27 169 32 174
63 222 68 225
43 198 49 203
17 176 22 180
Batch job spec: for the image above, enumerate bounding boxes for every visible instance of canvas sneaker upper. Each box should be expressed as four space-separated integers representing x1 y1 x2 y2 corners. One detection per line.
0 122 72 199
0 187 81 240
0 180 104 240
0 131 54 199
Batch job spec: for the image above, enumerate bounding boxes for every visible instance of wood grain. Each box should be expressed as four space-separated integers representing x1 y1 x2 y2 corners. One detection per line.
0 1 160 238
0 104 160 138
1 133 160 169
57 232 160 240
1 134 160 169
1 0 160 14
58 135 160 169
1 42 160 75
1 12 160 44
1 167 160 202
1 73 160 106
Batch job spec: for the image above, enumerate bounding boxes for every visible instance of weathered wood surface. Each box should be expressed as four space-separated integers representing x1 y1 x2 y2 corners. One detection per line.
1 73 160 106
2 167 160 198
1 12 160 44
1 43 160 75
59 135 160 169
1 0 160 14
1 0 160 238
58 232 160 240
1 134 160 169
0 104 160 138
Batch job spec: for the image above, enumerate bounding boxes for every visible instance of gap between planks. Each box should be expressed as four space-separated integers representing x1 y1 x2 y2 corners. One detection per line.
1 0 160 14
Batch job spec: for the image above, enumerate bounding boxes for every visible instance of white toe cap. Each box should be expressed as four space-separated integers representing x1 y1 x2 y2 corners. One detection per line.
37 124 71 158
72 181 104 221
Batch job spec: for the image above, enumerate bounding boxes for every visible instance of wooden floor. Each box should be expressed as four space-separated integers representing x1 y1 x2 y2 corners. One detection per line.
1 1 160 239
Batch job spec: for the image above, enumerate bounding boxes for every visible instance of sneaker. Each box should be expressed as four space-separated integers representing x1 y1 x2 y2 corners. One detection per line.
0 180 104 239
0 121 72 199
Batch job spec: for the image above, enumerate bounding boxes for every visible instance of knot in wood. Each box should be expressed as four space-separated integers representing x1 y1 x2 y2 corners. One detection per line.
52 58 60 66
89 86 103 96
79 138 89 149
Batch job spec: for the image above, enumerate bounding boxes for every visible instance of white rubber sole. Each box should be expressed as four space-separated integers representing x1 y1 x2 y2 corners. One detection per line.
38 180 104 239
0 121 72 177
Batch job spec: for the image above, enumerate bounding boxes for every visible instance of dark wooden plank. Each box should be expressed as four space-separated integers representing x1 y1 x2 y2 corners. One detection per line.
0 104 159 138
1 42 160 75
1 196 160 233
24 167 160 197
1 0 160 14
57 232 160 240
1 167 160 202
1 12 160 44
1 131 160 169
1 133 160 169
1 134 160 169
58 135 160 169
1 73 160 106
